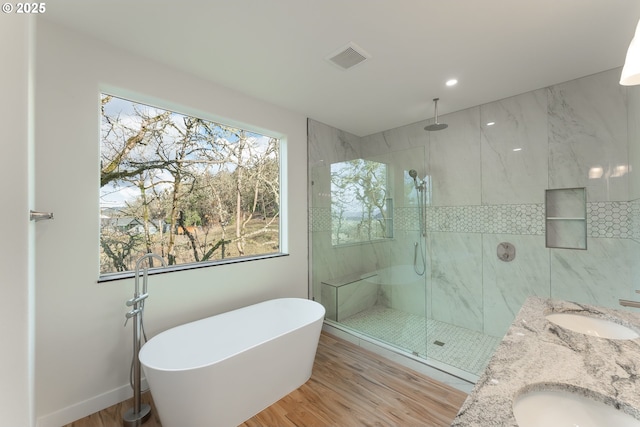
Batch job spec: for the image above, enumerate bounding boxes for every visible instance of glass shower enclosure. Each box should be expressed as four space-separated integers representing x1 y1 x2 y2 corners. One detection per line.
308 120 500 380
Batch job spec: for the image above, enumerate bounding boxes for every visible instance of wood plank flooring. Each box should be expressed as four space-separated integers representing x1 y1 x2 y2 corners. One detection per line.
64 332 467 427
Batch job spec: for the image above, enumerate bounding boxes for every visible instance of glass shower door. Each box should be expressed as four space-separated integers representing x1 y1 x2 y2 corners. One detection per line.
310 145 429 359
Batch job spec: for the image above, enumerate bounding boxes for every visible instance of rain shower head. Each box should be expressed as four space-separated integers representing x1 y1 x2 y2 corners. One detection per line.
424 98 448 131
425 122 448 131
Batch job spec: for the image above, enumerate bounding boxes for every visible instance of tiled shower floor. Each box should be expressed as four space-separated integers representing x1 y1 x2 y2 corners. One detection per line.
340 305 502 376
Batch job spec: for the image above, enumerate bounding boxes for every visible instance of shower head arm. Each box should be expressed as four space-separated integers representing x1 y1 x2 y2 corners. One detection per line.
424 97 448 131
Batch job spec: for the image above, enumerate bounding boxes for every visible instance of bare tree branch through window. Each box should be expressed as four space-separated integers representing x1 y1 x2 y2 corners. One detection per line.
99 94 281 275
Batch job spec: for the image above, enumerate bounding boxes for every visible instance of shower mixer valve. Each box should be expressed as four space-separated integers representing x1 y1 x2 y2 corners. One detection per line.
497 242 516 262
126 293 148 307
124 307 143 327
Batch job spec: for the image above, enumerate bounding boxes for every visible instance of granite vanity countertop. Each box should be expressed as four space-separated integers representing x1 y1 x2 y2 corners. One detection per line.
452 296 640 426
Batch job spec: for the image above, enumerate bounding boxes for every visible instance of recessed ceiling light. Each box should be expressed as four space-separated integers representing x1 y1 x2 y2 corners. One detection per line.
486 122 495 126
513 148 522 152
446 79 458 87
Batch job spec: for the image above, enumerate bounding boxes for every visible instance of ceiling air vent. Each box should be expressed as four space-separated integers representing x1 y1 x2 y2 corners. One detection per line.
326 42 371 70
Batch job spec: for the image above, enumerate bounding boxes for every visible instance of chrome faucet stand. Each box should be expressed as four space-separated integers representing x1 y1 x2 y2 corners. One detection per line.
123 253 166 427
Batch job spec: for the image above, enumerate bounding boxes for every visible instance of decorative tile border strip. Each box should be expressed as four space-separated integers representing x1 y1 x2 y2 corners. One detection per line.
394 207 418 231
630 199 640 240
426 204 545 235
311 202 639 239
587 201 632 239
310 207 332 232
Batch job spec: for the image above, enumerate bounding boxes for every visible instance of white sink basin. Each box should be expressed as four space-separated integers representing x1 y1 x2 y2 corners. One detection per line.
546 312 639 340
513 389 640 427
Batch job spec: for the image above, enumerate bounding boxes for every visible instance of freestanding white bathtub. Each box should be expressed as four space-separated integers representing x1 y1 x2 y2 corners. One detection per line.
139 298 325 427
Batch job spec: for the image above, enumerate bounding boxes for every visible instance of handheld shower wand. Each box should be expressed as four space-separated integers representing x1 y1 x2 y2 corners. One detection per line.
409 169 420 189
408 170 426 275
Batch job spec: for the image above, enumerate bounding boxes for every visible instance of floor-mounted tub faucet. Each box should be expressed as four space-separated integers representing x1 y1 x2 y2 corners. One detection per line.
123 253 166 427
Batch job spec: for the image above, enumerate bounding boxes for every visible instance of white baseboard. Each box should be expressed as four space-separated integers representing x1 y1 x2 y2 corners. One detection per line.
36 380 148 427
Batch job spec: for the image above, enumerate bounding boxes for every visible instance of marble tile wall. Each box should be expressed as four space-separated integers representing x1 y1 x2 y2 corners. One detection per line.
629 86 640 200
629 85 640 295
309 67 640 341
548 71 628 202
480 89 548 205
481 234 550 337
428 107 482 206
429 232 484 332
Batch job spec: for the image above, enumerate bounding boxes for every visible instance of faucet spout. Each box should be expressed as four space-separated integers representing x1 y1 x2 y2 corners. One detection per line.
135 252 166 271
134 253 167 296
619 299 640 309
620 290 640 309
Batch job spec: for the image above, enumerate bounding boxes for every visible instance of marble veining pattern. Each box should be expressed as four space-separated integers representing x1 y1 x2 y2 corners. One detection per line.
430 232 484 332
429 107 482 207
309 70 640 369
308 118 360 166
482 235 550 338
550 238 635 308
452 297 640 426
548 70 628 202
480 89 548 205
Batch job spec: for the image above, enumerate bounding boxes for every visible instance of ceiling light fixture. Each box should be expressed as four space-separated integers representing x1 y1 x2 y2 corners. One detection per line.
446 79 458 87
486 122 495 126
620 19 640 85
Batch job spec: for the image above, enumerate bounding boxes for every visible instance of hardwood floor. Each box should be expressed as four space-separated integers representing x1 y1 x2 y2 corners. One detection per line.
65 332 467 427
63 392 162 427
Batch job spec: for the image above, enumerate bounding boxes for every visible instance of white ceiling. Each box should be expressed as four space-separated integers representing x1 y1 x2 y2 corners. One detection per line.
42 0 640 136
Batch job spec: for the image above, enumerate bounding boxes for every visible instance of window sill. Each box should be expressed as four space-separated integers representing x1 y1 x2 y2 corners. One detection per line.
98 252 289 283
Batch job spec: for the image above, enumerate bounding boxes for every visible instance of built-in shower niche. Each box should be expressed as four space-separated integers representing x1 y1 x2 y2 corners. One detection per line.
330 158 392 246
545 188 587 250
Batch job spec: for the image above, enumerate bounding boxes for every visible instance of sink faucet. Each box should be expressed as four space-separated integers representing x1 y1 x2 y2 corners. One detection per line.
619 289 640 309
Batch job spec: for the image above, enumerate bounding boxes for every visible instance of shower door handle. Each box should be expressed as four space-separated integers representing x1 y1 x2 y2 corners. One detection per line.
30 210 54 221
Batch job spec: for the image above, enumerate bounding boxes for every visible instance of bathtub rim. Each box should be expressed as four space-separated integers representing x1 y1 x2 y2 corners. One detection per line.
139 297 325 372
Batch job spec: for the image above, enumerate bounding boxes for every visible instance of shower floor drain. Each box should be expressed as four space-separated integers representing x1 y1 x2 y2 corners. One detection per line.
433 340 445 346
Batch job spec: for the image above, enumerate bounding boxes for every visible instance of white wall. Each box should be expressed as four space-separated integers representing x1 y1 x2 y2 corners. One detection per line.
0 17 35 427
33 19 308 426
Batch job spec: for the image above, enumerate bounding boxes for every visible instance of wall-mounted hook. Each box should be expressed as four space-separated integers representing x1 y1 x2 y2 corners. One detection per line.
30 210 54 221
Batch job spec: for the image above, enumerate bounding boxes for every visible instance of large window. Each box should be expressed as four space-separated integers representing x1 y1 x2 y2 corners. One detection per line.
99 94 281 277
330 159 391 245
